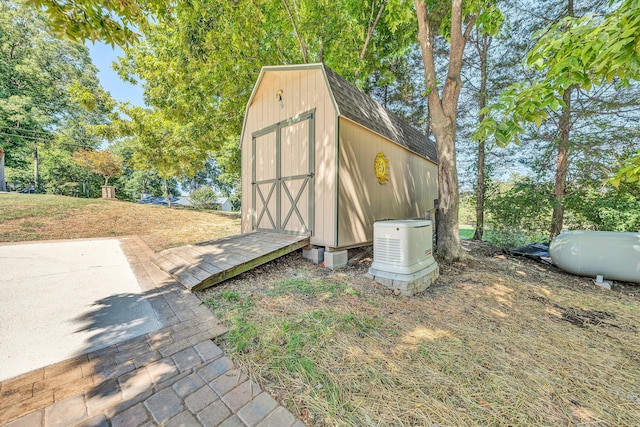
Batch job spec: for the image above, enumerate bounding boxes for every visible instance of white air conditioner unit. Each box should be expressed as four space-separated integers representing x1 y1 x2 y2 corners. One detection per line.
370 219 436 276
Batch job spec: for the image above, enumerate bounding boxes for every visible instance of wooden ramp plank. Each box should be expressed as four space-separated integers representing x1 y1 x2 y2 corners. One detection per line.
151 231 310 291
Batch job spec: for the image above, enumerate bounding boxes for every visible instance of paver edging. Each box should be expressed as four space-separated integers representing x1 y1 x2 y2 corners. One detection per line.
0 236 305 426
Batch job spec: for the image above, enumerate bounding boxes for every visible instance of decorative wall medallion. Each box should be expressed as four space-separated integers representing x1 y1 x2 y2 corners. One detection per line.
374 152 389 184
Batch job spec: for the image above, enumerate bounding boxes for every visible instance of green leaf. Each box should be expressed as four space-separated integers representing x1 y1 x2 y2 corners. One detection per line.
534 115 542 127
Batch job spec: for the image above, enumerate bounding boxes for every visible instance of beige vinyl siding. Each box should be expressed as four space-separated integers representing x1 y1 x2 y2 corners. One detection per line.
241 68 336 246
337 118 438 248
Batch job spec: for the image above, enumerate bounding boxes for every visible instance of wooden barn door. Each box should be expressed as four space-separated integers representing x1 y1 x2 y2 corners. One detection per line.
252 110 315 235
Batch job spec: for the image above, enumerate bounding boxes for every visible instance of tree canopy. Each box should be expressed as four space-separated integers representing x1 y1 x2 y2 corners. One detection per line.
469 0 640 238
413 0 502 260
73 148 123 186
476 0 640 147
109 0 418 190
8 0 640 246
0 0 114 193
26 0 151 47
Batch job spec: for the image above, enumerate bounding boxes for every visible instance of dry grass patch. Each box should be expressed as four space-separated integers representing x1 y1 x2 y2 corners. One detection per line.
0 193 240 251
199 243 640 426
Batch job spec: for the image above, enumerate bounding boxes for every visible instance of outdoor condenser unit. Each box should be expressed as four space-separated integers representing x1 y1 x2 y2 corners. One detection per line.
370 219 436 276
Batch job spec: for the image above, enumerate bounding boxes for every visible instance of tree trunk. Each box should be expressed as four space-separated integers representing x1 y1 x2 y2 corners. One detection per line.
142 176 148 194
433 126 461 258
474 143 485 240
473 33 490 241
165 179 172 208
415 0 474 261
355 0 387 78
281 0 308 63
551 86 572 239
550 0 574 240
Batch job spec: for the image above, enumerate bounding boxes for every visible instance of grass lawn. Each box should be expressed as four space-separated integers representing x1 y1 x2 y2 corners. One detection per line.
2 193 639 425
199 244 640 426
0 193 240 251
459 223 474 239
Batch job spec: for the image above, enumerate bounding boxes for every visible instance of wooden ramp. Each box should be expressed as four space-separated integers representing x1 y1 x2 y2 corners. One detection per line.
151 231 310 291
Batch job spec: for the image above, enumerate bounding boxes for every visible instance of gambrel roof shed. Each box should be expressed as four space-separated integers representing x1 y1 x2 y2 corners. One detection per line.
320 66 437 163
240 63 438 250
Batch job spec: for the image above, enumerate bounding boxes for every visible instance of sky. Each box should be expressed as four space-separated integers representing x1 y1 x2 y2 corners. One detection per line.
87 42 145 107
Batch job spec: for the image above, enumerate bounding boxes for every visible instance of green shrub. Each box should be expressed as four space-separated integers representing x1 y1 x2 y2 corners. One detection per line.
458 191 476 226
484 177 553 245
483 229 548 248
564 186 640 232
481 176 640 248
5 166 33 191
189 186 219 209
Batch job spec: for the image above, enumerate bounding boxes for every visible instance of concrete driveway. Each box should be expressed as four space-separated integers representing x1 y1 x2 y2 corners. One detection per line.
0 238 162 381
0 236 302 427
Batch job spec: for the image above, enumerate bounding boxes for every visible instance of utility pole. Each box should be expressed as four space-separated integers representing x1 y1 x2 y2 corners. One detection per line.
33 142 39 191
0 147 6 192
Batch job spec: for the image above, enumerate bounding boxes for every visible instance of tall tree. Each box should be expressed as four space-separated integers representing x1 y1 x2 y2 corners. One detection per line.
414 0 501 260
472 30 491 240
273 0 414 80
113 0 416 189
550 0 575 238
363 48 429 131
476 0 640 239
1 0 113 192
73 148 123 186
119 106 207 207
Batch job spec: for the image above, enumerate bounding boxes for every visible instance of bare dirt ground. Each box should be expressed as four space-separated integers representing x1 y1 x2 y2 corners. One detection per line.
198 240 640 426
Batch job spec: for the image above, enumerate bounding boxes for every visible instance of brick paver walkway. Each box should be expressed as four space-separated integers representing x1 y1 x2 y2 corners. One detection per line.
0 236 304 427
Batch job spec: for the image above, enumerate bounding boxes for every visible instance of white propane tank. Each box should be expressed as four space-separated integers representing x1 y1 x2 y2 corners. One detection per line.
549 230 640 283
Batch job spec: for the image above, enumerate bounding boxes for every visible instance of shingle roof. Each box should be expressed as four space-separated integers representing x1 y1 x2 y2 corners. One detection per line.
138 195 192 206
322 65 437 163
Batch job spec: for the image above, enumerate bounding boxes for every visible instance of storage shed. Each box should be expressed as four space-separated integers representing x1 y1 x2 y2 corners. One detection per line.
240 63 438 250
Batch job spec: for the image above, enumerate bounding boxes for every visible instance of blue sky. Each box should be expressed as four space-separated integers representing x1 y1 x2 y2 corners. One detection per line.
87 42 145 107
